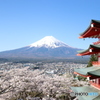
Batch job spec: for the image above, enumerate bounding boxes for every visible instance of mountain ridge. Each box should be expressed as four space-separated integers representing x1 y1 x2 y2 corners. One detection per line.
0 36 82 58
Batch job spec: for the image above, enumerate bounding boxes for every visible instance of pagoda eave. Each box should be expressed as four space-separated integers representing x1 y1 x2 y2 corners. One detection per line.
74 72 91 78
79 36 83 39
77 52 95 56
71 86 100 100
77 44 100 56
79 27 100 39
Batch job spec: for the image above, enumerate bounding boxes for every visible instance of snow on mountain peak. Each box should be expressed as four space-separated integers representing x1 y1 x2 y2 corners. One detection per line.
29 36 70 48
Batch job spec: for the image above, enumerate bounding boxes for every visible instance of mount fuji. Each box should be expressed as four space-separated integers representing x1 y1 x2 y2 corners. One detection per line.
0 36 81 58
29 36 70 48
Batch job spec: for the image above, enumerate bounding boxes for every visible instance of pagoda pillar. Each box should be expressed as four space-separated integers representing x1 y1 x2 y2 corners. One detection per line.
97 38 100 62
87 77 90 81
98 53 100 62
96 79 99 85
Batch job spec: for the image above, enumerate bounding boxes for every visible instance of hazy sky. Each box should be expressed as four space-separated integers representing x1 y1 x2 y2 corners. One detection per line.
0 0 100 51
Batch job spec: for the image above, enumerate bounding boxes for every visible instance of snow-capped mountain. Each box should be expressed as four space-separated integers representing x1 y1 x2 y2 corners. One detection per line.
0 36 81 58
29 36 70 48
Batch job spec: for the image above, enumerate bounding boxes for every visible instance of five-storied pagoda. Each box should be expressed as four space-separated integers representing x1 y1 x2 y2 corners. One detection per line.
71 20 100 100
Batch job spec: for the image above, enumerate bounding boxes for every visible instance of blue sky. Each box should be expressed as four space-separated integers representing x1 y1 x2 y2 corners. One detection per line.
0 0 100 51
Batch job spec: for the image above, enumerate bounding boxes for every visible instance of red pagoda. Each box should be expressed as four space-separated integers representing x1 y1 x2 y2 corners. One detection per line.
71 20 100 100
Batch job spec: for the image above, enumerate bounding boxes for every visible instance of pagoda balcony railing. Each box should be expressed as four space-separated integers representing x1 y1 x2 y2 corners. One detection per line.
93 41 100 45
92 61 100 66
89 78 100 90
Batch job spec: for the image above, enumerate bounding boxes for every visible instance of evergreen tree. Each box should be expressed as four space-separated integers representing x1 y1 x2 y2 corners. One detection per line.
87 54 98 67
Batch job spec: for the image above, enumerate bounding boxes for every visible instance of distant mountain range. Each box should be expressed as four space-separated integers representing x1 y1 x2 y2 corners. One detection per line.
0 36 82 59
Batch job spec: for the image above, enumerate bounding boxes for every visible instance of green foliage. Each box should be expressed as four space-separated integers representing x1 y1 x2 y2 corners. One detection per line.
57 94 69 100
77 76 86 81
87 54 98 67
0 58 8 63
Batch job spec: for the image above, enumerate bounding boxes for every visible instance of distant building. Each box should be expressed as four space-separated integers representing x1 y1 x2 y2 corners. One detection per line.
45 70 54 74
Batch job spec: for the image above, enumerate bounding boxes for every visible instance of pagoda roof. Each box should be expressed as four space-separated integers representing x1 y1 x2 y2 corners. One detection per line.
74 66 100 76
88 69 100 77
71 86 100 100
93 95 100 100
79 19 100 39
77 44 100 56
